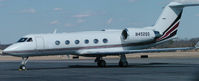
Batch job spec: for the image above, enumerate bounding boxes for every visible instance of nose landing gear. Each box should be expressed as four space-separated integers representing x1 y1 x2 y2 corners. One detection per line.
19 57 29 71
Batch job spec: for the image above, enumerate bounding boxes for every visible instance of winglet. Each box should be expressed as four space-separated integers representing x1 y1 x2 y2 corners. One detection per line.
195 41 199 49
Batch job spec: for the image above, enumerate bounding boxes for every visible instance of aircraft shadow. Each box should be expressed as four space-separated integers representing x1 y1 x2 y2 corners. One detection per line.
68 63 192 68
16 62 194 71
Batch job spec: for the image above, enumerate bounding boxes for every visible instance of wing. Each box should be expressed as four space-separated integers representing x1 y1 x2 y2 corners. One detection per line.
79 42 199 56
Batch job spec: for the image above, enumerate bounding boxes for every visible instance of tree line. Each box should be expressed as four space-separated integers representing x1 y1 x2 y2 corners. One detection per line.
155 38 199 48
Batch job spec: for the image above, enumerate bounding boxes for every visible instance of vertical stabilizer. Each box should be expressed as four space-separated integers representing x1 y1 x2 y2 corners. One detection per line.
154 2 199 41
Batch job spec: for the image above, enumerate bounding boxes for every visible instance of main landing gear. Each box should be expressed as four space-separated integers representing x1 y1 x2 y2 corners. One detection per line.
119 54 128 67
95 54 128 67
95 56 106 67
19 57 29 71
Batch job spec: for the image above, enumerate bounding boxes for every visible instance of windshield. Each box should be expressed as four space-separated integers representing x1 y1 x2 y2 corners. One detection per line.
27 38 33 42
17 38 28 42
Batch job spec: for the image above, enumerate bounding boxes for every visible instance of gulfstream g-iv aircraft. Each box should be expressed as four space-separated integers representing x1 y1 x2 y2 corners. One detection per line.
2 2 199 70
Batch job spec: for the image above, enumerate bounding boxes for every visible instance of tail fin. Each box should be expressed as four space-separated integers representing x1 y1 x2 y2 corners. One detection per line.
154 2 199 41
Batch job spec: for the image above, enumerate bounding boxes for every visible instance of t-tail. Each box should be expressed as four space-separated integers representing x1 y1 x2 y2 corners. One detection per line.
153 2 199 41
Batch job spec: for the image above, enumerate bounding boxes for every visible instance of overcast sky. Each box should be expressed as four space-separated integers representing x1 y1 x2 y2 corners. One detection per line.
0 0 199 44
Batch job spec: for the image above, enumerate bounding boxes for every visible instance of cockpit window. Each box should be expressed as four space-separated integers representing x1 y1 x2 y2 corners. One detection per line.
27 38 33 42
17 38 28 42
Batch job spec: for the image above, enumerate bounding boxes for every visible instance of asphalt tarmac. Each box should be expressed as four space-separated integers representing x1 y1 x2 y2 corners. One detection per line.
0 58 199 81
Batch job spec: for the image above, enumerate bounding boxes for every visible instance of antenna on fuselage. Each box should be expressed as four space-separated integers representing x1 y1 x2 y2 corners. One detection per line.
53 29 57 34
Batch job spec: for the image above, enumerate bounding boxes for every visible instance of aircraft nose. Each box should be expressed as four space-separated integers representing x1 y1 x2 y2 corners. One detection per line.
2 45 17 54
3 47 12 54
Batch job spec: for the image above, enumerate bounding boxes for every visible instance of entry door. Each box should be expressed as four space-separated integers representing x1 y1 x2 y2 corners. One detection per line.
35 37 45 49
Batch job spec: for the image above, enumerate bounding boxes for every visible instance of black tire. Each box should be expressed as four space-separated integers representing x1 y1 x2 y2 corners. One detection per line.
19 65 26 71
97 60 106 67
119 61 128 67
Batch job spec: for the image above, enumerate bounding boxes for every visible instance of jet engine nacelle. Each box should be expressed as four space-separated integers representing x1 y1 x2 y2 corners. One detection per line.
121 28 161 44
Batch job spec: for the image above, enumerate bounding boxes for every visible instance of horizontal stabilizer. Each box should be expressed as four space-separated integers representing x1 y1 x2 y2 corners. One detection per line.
169 2 199 7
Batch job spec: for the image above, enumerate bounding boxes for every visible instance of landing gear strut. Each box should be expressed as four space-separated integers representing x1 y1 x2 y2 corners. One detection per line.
95 56 106 67
119 54 128 67
19 57 29 71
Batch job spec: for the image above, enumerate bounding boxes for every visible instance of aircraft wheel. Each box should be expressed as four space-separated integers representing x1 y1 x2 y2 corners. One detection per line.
119 61 128 67
19 65 26 71
97 60 106 67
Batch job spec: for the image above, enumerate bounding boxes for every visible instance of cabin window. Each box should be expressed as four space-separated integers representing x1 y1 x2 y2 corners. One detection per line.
65 40 70 45
103 38 108 43
27 38 33 42
55 40 60 45
75 40 80 44
17 38 28 42
93 39 99 44
84 39 89 44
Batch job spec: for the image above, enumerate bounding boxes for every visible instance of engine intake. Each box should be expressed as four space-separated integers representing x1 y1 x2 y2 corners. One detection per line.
122 29 128 40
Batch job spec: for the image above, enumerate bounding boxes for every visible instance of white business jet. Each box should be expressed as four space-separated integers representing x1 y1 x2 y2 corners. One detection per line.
2 2 199 70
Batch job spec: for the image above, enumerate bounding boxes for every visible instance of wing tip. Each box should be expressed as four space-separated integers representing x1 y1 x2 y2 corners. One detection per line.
195 41 199 48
